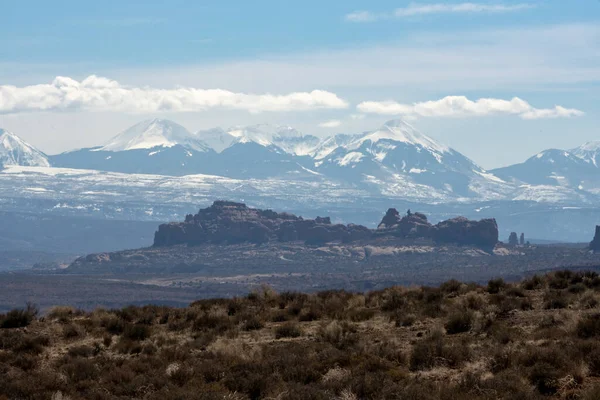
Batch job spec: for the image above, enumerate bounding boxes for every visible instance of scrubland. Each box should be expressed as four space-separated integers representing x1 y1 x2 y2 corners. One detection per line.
2 270 600 399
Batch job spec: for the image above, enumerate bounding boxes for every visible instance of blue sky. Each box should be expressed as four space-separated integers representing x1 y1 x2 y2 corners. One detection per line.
1 0 599 168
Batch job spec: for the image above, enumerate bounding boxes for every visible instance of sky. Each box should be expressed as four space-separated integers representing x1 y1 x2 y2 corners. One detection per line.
1 0 599 169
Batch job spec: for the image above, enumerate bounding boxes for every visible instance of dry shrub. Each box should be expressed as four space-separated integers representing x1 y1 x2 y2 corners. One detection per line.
380 288 407 312
67 344 95 358
275 322 302 339
393 312 416 327
100 314 125 335
543 290 569 309
193 310 234 334
440 279 463 294
409 330 468 371
489 293 532 316
242 316 264 331
346 308 375 322
61 358 98 383
114 337 142 354
318 321 358 350
0 331 50 354
487 278 506 294
298 306 323 322
580 292 599 309
62 323 83 340
463 294 485 310
47 306 83 323
576 313 600 338
444 309 473 334
0 303 38 329
522 274 545 290
270 311 289 322
529 362 562 395
569 283 587 294
123 323 151 341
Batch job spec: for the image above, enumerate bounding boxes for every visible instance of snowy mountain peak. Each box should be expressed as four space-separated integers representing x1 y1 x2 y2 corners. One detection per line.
226 124 302 143
344 119 449 155
0 129 50 167
574 141 600 152
531 149 580 163
197 124 319 155
571 141 600 167
99 119 209 152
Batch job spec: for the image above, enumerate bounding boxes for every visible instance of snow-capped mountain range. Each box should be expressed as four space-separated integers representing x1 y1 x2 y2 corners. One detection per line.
46 118 514 200
2 118 599 204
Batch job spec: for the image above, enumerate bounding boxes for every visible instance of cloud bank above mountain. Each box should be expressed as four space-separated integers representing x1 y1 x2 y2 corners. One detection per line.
0 75 349 115
357 96 584 120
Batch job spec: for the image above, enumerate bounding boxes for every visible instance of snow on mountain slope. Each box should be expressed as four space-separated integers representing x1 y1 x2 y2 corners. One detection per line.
572 141 600 168
310 133 363 161
0 129 50 167
228 124 320 156
195 124 320 156
314 119 510 199
491 149 598 190
346 119 449 155
99 119 209 152
195 128 237 153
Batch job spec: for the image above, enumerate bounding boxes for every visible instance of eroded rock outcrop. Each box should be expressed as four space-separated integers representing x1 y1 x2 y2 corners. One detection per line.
154 201 370 246
154 201 499 249
434 217 498 249
377 208 432 238
590 226 600 252
377 208 498 249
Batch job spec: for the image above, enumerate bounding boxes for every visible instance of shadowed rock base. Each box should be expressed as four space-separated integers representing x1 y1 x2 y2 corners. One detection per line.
590 226 600 252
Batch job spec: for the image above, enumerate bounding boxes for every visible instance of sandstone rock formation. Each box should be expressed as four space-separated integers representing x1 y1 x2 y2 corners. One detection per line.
590 226 600 252
377 208 432 238
377 208 498 249
154 201 371 246
433 217 498 249
154 201 499 249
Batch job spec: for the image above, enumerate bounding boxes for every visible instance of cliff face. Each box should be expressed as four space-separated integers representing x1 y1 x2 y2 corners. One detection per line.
154 201 499 249
590 226 600 252
434 217 498 248
376 208 498 249
154 201 371 246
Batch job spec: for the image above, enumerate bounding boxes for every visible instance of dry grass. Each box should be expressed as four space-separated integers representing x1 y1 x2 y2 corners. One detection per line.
1 270 600 399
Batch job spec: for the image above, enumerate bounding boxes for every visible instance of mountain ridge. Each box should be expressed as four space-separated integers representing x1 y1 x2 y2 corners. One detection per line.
0 129 50 168
3 118 599 205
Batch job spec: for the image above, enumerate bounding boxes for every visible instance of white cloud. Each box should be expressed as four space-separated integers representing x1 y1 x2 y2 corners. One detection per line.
345 11 377 22
0 75 349 115
357 96 584 119
346 2 534 22
318 119 342 128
